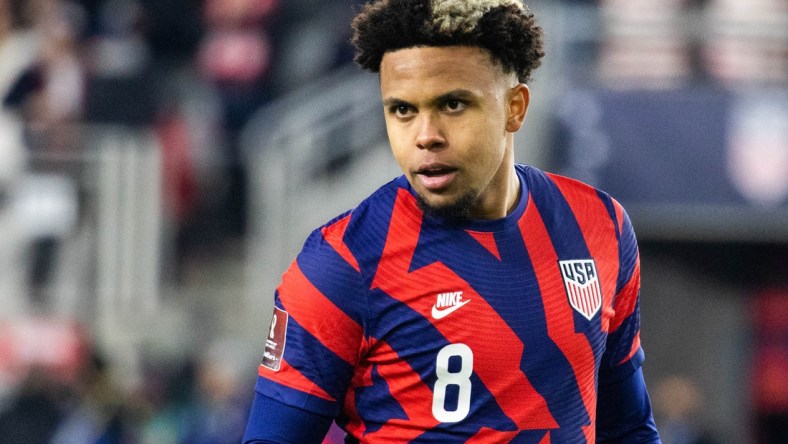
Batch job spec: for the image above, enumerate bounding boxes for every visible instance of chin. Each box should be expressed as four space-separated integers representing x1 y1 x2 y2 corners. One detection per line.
415 190 479 222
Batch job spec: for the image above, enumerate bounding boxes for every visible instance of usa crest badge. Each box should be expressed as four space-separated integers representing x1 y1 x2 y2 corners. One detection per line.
559 259 602 321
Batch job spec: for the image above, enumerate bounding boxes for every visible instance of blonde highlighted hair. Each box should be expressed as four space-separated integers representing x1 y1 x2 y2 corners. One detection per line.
431 0 523 34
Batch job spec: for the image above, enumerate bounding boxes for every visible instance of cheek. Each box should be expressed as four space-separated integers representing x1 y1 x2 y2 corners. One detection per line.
461 126 504 162
390 147 409 171
386 116 422 154
465 135 508 180
386 127 411 167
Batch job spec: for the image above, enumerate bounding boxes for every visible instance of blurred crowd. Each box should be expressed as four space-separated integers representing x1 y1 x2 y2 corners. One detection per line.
594 0 786 89
0 323 255 444
0 0 361 443
0 0 364 277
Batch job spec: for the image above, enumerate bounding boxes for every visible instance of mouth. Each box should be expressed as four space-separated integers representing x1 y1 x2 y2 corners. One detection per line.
414 163 458 191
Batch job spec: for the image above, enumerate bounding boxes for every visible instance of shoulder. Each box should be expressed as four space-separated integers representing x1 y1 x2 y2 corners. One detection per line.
520 164 629 233
299 176 406 269
521 164 612 201
332 176 404 228
316 176 404 240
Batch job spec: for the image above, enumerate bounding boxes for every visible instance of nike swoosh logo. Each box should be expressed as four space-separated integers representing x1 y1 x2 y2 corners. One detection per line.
431 299 471 319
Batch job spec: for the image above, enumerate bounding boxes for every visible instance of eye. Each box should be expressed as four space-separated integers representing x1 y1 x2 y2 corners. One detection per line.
442 99 467 113
389 103 414 118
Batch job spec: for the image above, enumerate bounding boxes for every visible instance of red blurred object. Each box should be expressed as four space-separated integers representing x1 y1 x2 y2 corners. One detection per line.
156 112 198 221
0 317 89 388
198 30 272 84
751 289 788 443
204 0 279 26
752 289 788 413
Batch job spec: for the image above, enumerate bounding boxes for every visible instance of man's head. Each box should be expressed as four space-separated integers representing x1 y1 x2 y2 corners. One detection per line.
352 0 545 221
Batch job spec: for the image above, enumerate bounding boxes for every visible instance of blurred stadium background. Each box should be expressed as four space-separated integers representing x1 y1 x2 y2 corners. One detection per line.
0 0 786 442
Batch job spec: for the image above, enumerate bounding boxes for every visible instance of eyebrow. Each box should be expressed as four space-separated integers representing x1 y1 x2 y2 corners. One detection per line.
432 89 477 105
383 97 411 108
383 89 478 109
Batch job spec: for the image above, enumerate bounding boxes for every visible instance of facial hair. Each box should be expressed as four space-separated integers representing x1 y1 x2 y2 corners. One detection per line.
415 189 480 223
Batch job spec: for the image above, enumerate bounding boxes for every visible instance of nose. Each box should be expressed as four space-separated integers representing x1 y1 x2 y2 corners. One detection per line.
415 114 446 150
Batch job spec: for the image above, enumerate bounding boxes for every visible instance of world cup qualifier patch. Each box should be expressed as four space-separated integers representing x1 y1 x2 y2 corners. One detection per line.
559 259 603 321
261 307 288 371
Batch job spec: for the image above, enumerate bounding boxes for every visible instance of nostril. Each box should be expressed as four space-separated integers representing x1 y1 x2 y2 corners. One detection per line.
416 137 447 151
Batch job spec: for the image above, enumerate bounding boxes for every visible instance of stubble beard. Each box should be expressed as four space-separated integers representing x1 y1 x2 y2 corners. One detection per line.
415 189 480 223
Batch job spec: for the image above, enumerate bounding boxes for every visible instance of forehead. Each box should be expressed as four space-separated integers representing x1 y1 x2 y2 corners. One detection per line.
379 46 510 98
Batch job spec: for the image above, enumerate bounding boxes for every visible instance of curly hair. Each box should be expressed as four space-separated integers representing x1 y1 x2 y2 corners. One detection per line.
351 0 545 83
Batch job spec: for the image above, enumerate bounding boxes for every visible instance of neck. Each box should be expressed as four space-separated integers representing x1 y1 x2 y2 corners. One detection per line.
470 148 520 220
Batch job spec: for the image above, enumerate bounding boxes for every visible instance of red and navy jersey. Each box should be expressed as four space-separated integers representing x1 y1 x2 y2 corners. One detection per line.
255 165 646 443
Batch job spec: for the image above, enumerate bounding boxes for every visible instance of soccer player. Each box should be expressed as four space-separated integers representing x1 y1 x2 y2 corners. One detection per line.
244 0 662 442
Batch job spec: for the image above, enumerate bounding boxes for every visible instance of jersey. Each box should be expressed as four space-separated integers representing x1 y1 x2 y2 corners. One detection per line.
254 164 649 443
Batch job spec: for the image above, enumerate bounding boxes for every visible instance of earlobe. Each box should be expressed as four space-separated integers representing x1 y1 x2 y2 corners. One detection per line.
506 84 530 132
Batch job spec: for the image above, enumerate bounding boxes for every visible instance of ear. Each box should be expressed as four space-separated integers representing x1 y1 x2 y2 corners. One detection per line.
505 84 530 133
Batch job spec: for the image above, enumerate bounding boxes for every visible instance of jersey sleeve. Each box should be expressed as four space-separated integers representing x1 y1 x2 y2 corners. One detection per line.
243 389 334 444
599 201 645 386
253 214 367 418
596 368 661 443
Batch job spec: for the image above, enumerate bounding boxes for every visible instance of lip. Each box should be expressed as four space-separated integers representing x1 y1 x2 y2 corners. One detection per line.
414 162 458 191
